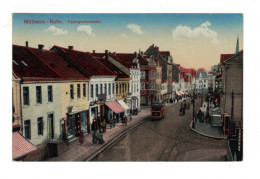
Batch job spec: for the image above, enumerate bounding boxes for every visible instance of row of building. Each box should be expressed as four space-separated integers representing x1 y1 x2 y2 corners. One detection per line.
12 42 215 160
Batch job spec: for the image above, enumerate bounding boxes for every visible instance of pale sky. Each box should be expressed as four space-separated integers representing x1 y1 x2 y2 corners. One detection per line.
13 13 243 71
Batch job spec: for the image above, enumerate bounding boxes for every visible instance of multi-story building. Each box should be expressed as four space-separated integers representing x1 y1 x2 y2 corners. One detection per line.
95 56 131 115
51 46 122 124
12 72 22 133
196 71 208 94
145 44 178 100
104 52 141 111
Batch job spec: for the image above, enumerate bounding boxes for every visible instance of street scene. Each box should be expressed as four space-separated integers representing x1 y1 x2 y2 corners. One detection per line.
12 13 243 161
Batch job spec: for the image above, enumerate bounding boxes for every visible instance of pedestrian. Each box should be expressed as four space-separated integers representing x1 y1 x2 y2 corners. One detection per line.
109 119 113 129
113 117 116 128
98 130 104 144
129 114 132 122
101 119 106 132
92 131 98 144
184 102 186 110
79 131 84 145
123 116 127 126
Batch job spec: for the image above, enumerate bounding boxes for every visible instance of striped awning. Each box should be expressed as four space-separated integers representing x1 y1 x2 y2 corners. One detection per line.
176 91 183 96
117 100 130 110
12 132 37 160
105 101 125 114
71 102 90 114
182 91 188 95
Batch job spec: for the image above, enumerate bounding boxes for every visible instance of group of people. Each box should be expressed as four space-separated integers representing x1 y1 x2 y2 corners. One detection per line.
92 130 104 144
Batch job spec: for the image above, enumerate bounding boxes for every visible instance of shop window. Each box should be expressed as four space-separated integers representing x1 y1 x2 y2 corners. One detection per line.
83 84 86 97
91 84 94 98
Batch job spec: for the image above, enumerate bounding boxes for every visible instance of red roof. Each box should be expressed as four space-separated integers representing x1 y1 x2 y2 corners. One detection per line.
197 68 206 72
171 79 177 83
95 57 130 79
105 101 125 114
29 47 89 80
13 45 61 80
159 51 170 57
52 46 116 77
220 54 235 63
12 132 37 159
109 53 139 68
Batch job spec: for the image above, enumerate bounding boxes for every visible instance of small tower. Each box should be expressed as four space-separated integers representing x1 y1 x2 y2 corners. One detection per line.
235 36 239 54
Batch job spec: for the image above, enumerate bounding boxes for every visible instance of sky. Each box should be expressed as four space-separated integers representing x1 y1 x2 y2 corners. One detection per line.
12 13 243 71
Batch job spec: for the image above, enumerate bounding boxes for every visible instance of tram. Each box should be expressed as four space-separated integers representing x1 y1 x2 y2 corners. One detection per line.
151 101 166 120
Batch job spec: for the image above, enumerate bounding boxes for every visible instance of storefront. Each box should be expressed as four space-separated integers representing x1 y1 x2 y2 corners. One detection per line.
105 101 125 121
117 100 130 115
67 103 90 141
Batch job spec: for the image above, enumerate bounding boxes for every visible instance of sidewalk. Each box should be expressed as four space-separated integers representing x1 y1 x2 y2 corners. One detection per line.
47 108 150 161
190 120 227 139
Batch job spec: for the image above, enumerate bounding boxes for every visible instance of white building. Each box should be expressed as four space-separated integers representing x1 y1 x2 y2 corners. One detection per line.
196 72 208 94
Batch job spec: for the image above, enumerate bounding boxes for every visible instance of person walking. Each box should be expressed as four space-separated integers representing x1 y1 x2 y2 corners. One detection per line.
101 119 106 132
98 130 104 144
113 116 116 128
79 131 84 145
92 131 98 144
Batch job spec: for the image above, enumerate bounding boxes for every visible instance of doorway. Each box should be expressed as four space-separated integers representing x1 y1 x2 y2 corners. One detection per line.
48 113 54 140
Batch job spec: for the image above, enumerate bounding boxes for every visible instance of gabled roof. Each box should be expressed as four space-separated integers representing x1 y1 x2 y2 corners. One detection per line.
108 53 139 68
196 71 208 79
52 46 116 77
28 47 89 80
220 54 235 63
159 51 170 57
223 50 243 65
12 45 61 80
95 57 130 79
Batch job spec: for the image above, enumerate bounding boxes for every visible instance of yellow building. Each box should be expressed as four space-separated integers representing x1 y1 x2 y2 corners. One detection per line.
115 79 130 101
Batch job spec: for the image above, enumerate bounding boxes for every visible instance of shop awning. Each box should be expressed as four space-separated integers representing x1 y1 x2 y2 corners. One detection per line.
71 102 90 114
12 132 37 160
182 91 188 95
176 91 183 96
117 100 130 110
105 101 125 114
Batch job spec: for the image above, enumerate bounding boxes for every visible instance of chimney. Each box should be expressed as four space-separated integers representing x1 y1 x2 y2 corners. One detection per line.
68 46 73 50
105 50 108 60
25 41 28 47
152 44 154 47
134 52 137 57
93 50 95 54
38 44 44 50
113 52 116 56
141 51 143 54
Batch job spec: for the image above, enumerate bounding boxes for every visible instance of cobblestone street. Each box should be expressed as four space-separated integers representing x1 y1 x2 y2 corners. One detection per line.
92 99 227 161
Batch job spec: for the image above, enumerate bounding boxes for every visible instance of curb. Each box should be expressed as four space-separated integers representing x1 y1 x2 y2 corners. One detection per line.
83 115 150 161
189 120 227 140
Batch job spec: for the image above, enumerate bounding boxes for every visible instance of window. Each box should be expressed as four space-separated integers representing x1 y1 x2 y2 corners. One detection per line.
91 84 94 98
83 84 86 97
95 84 98 97
105 84 107 94
204 84 206 88
150 83 155 89
116 84 118 94
141 83 145 90
70 85 74 99
141 71 145 79
204 80 206 83
24 120 31 140
77 84 80 98
37 117 43 135
109 83 111 95
36 86 42 104
100 84 103 94
151 70 155 78
48 86 53 102
23 87 29 105
113 83 115 95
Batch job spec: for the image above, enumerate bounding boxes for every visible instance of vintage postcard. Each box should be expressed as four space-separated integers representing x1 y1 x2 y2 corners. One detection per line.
12 13 243 162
